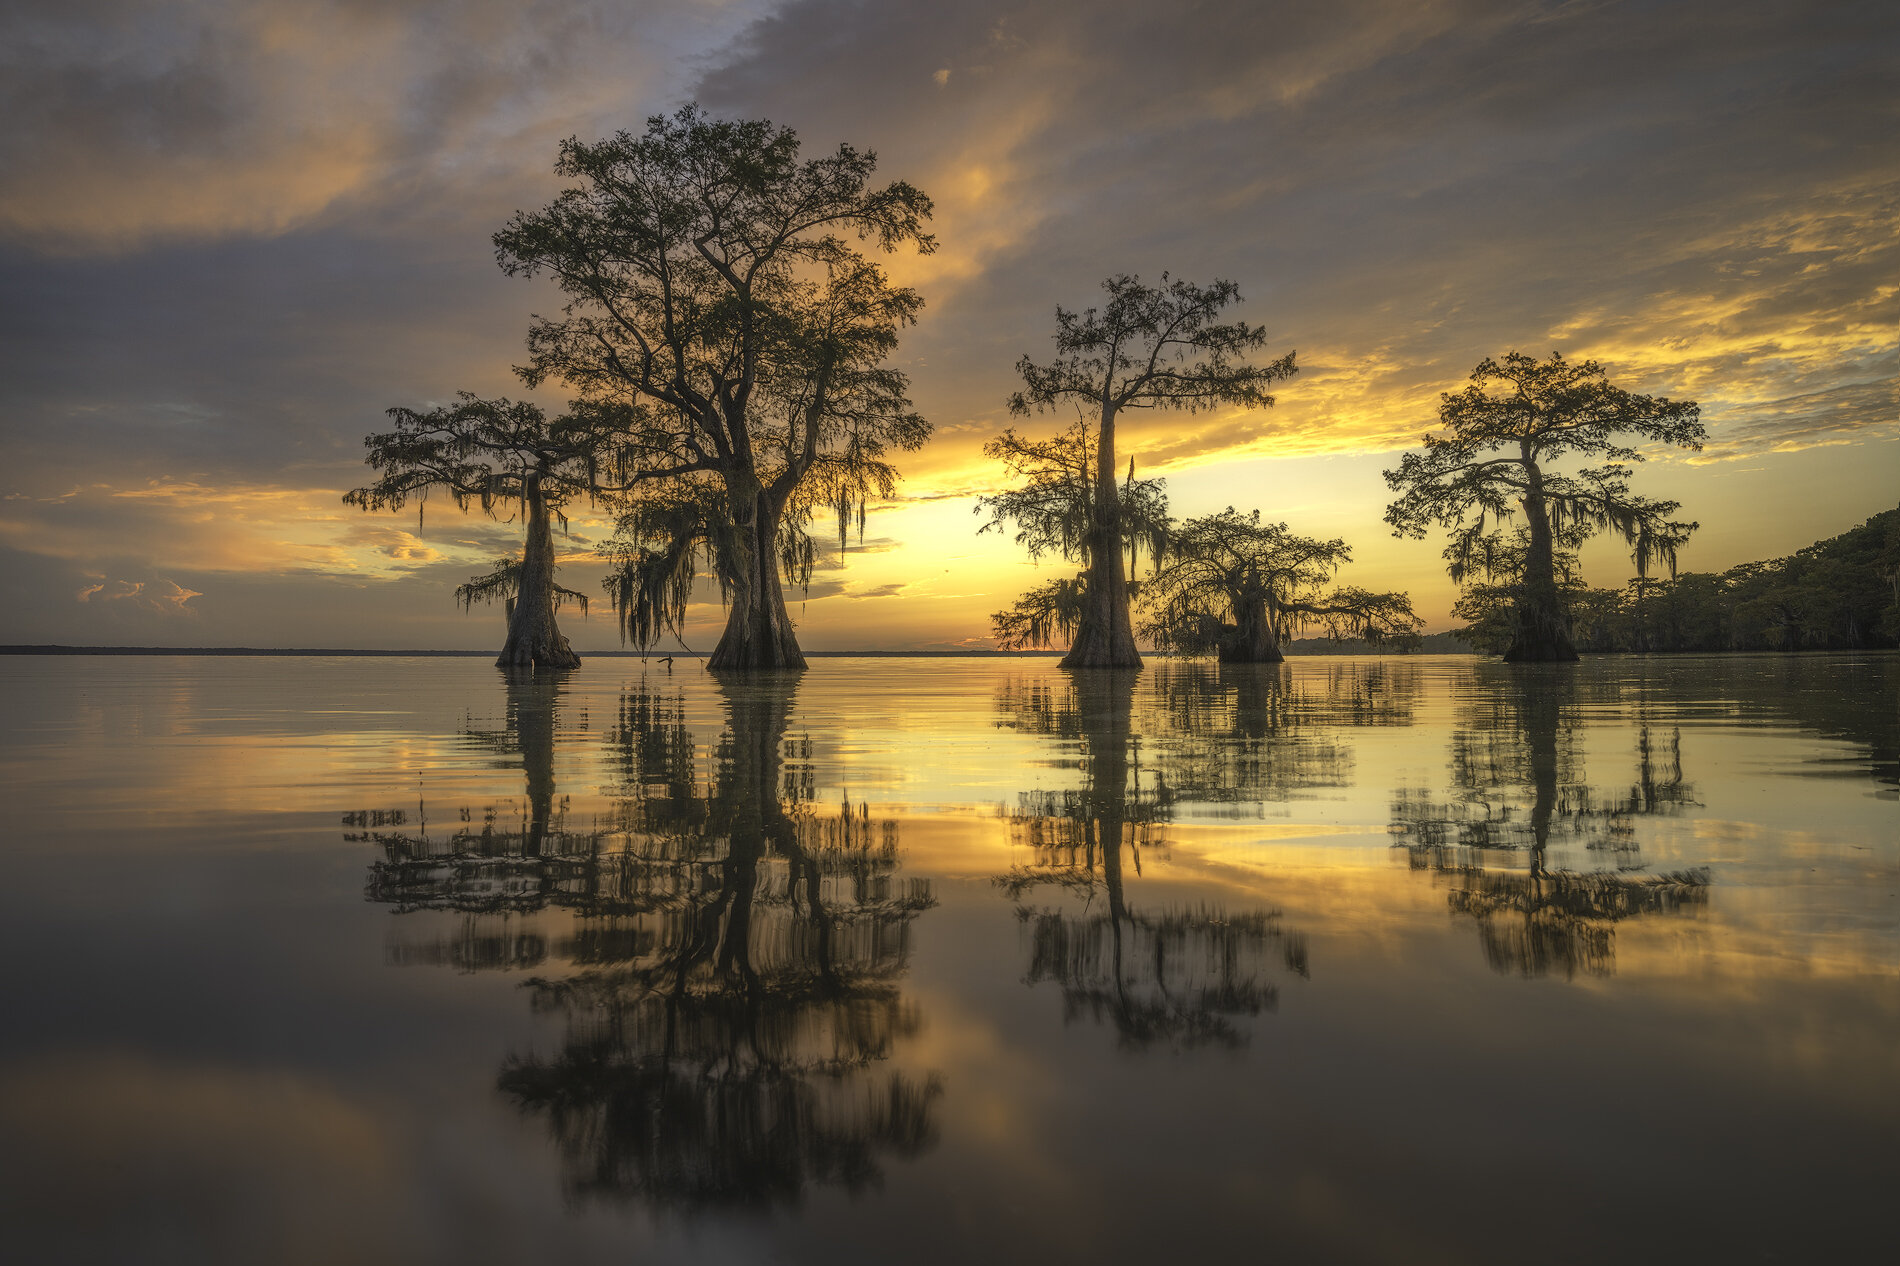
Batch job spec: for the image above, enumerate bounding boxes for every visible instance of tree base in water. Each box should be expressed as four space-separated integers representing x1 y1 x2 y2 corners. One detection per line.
1502 625 1580 662
1060 643 1143 670
1217 642 1285 664
495 635 580 670
707 612 808 671
708 643 809 670
1503 591 1579 662
1502 644 1580 663
1061 613 1143 669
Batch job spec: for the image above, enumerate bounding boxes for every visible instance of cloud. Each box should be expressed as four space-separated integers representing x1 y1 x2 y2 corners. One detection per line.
0 0 773 251
76 576 204 613
701 0 1898 480
0 477 595 585
1 0 1894 647
336 522 444 563
810 535 903 571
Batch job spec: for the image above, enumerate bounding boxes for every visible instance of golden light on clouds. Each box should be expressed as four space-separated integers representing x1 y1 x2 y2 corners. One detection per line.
0 0 1892 647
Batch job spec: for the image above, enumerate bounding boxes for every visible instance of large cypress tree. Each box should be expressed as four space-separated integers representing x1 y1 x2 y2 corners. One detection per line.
1384 352 1704 662
495 107 935 669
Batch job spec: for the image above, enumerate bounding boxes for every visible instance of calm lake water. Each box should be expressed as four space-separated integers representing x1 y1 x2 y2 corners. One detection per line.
0 653 1894 1264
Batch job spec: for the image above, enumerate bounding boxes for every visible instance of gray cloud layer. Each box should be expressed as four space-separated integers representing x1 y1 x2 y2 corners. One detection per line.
1 0 1894 646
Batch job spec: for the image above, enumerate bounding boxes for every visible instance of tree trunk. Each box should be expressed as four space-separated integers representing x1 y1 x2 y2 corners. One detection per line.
502 667 560 855
1075 671 1138 1011
709 479 807 671
1504 475 1579 663
1220 662 1288 739
1218 587 1284 663
1063 402 1143 669
497 475 581 670
710 674 800 982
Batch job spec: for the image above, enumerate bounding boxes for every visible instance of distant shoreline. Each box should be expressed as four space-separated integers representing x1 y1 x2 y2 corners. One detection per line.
0 645 1064 658
0 643 1471 658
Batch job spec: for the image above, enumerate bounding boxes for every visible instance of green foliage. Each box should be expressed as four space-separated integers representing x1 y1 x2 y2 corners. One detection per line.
1384 351 1706 580
1004 274 1298 664
493 105 936 653
1008 274 1296 419
1447 529 1587 654
991 574 1091 651
345 393 633 528
346 394 627 655
603 482 720 653
455 557 591 616
1142 508 1422 655
1452 504 1900 652
978 419 1171 651
975 420 1171 572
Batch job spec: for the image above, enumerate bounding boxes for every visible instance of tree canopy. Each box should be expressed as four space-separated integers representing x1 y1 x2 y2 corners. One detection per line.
1384 351 1704 661
1009 274 1296 667
494 105 936 668
976 420 1171 574
345 394 633 525
345 393 637 668
1142 508 1421 661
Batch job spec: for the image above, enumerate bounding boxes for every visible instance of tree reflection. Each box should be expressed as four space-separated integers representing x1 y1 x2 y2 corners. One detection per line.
349 669 601 971
995 671 1311 1048
352 668 941 1210
1142 660 1416 812
1388 668 1710 978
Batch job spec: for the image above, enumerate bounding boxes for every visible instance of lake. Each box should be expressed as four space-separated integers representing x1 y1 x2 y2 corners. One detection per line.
1 653 1894 1264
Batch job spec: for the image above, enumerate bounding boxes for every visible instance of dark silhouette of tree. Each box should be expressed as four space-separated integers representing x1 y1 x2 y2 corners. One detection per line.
345 396 635 669
1388 670 1709 977
989 574 1092 652
1142 507 1421 662
495 106 935 669
499 674 941 1207
993 671 1311 1047
1445 505 1900 654
453 556 591 625
1447 528 1588 655
354 668 942 1209
1565 504 1899 653
350 668 606 970
1384 352 1704 662
977 419 1170 650
1006 275 1295 668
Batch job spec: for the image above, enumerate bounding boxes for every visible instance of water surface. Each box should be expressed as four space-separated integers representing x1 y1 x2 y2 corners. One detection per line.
1 654 1894 1264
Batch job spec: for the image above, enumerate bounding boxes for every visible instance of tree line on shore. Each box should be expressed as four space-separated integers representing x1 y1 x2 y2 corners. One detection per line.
346 105 1877 672
1454 504 1900 653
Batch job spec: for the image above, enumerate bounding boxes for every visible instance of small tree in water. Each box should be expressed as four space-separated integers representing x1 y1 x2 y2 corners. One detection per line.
1383 352 1704 662
346 395 635 669
1142 508 1421 661
495 107 935 670
1009 275 1295 668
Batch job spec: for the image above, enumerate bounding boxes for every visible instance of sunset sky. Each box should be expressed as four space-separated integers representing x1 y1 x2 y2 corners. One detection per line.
2 0 1894 651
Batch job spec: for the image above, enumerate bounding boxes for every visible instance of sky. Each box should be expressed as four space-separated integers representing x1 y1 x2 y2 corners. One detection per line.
1 0 1895 651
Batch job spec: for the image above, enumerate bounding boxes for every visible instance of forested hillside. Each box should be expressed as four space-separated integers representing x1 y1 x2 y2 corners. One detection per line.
1455 505 1900 654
